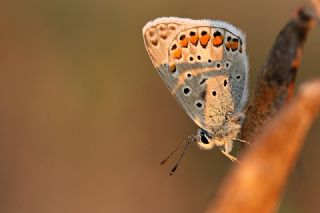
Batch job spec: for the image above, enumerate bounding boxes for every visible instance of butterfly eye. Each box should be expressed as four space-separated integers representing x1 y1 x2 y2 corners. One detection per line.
225 62 230 68
189 56 194 62
197 55 201 60
212 91 217 96
216 63 221 68
200 134 209 144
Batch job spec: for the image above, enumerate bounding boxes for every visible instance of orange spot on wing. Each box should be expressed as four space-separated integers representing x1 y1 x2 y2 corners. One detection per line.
169 64 176 73
225 42 231 50
190 35 199 45
212 35 224 47
180 38 189 47
200 35 210 47
172 49 182 59
231 41 239 51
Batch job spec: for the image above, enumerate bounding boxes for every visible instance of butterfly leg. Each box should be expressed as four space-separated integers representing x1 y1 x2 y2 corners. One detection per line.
221 149 240 164
233 138 250 144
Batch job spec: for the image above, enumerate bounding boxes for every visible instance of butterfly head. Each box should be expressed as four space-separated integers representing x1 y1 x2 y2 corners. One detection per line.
195 129 215 150
195 113 245 150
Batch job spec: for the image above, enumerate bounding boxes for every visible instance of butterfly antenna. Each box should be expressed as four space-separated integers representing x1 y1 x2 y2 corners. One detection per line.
160 134 194 166
169 137 194 176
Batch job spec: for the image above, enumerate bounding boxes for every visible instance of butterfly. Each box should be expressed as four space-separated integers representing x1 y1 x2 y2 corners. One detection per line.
142 17 249 175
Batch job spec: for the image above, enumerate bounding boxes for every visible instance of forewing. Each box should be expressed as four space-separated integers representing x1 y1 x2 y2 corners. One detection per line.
142 17 248 132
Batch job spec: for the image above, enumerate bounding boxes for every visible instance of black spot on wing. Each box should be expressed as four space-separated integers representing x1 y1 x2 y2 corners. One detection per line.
201 90 207 100
200 78 207 85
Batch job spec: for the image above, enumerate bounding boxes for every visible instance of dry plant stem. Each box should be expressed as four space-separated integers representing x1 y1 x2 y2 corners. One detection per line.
204 6 319 213
206 79 320 213
241 7 316 142
312 0 320 17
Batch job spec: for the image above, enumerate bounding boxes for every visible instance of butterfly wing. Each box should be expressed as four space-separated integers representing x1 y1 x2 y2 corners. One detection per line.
143 17 248 132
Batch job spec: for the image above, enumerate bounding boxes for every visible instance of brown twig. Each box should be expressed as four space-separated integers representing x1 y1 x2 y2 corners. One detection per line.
241 7 316 142
205 5 319 213
206 79 320 213
312 0 320 18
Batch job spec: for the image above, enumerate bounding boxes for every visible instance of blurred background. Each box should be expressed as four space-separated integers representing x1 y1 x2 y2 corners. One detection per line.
0 0 319 212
